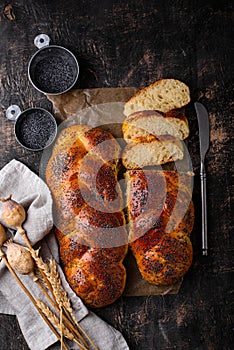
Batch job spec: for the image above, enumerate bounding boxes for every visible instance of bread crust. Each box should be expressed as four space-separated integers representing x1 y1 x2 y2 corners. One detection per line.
124 109 187 125
122 109 189 142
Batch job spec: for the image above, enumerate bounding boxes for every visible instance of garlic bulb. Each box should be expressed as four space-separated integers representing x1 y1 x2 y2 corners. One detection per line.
0 223 7 247
0 195 26 229
5 241 34 275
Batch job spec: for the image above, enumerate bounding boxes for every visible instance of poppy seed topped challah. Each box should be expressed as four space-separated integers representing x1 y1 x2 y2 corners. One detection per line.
125 170 194 286
46 125 128 308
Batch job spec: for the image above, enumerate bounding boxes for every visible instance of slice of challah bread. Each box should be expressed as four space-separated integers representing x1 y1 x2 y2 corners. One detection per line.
122 109 189 143
122 135 184 169
123 78 190 116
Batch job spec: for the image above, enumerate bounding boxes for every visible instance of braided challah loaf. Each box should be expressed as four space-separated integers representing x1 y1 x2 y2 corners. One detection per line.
46 125 128 308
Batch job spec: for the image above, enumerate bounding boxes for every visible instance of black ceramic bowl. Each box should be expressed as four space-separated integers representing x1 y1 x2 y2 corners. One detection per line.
28 43 79 95
13 107 57 151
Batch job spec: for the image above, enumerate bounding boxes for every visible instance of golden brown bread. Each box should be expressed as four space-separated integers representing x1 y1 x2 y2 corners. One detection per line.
46 125 128 308
123 78 190 116
122 109 190 143
130 230 193 285
46 122 194 298
122 134 184 169
125 170 194 285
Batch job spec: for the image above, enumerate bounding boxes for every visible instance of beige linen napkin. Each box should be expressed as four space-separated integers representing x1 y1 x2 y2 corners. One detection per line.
0 159 129 350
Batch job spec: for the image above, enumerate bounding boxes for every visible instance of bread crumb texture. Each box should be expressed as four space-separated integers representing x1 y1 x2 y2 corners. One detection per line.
124 78 190 116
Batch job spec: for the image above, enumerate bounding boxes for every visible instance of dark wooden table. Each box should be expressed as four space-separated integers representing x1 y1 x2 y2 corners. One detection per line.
0 1 233 349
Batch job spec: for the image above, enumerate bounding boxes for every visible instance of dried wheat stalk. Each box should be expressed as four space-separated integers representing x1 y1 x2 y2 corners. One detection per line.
26 249 89 348
48 260 97 349
33 253 95 349
48 259 65 307
36 299 88 350
30 249 51 280
36 299 74 341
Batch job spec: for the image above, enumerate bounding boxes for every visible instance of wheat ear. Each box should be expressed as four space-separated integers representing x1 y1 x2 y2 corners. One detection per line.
0 249 68 350
48 259 65 307
28 249 85 345
36 300 88 350
36 300 74 340
49 260 100 350
27 253 91 349
48 260 93 349
49 259 99 350
22 240 98 349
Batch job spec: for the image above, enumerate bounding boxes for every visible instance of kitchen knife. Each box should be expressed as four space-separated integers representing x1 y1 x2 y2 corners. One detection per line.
194 102 210 255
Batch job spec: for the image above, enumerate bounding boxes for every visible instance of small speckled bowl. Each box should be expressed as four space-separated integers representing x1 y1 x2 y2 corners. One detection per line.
6 105 57 151
28 34 79 95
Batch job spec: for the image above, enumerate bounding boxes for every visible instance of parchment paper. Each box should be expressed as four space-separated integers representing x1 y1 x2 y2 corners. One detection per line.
47 87 182 296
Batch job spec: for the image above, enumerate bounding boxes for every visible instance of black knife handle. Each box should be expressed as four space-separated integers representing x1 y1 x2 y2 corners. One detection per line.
200 163 208 255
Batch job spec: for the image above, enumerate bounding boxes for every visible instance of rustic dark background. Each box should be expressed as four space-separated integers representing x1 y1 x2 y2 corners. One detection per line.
0 0 233 349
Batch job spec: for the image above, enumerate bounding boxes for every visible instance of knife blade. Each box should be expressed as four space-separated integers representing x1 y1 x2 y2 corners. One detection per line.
194 102 210 255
